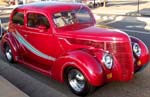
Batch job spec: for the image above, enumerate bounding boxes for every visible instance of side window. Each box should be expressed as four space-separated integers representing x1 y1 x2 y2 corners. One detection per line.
27 13 50 29
12 12 24 25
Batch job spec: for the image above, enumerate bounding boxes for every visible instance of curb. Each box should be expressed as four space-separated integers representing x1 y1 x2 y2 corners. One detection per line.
0 76 29 97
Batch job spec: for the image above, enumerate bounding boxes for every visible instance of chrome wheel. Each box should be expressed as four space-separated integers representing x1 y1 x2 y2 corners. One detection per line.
68 69 85 92
66 68 95 96
4 44 13 62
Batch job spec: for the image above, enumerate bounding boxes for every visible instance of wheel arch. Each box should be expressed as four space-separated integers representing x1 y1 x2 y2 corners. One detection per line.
130 36 149 72
1 32 19 62
51 50 104 86
130 36 149 64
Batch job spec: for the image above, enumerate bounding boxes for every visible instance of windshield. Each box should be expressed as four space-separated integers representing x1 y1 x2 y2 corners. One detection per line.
53 7 94 28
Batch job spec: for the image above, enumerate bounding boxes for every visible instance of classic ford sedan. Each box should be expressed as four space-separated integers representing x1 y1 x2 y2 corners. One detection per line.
1 2 149 96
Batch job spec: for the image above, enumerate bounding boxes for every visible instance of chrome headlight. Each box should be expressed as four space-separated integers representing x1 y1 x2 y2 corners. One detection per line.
132 43 141 57
102 53 113 69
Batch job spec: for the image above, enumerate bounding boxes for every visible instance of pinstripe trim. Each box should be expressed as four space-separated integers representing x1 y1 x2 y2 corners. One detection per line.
13 31 56 61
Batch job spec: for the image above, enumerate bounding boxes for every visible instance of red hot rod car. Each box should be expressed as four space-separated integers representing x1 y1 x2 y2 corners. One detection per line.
1 2 149 96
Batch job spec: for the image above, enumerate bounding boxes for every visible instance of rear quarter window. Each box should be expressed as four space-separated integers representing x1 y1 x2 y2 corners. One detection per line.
12 12 24 25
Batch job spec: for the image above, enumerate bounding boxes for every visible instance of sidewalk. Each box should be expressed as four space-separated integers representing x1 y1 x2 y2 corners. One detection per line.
0 75 29 97
92 0 150 17
91 0 150 30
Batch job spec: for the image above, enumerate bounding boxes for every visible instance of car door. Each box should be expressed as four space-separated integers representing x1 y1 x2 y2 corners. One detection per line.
22 12 63 72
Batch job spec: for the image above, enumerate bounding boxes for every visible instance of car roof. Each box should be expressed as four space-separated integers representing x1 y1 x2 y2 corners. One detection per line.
16 1 84 13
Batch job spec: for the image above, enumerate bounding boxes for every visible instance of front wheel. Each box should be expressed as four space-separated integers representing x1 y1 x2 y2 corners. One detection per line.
66 68 95 96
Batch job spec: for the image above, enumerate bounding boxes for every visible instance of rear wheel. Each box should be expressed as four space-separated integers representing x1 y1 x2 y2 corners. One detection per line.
66 68 95 96
4 44 14 63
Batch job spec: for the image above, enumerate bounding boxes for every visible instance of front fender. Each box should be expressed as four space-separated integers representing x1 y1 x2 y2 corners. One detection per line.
51 50 104 86
130 36 149 71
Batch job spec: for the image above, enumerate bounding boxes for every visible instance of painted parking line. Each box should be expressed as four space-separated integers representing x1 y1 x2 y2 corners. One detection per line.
125 24 150 31
126 25 145 29
120 29 150 34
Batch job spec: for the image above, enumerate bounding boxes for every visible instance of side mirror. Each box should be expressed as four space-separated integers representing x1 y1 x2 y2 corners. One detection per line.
38 25 47 32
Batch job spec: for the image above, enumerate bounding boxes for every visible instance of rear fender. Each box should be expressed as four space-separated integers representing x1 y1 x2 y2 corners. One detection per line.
1 32 19 61
51 50 104 86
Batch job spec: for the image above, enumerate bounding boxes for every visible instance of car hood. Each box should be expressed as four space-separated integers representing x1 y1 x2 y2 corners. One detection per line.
56 26 130 42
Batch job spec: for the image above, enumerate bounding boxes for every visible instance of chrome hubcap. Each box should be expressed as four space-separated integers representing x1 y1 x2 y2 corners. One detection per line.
68 69 85 92
5 47 12 61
